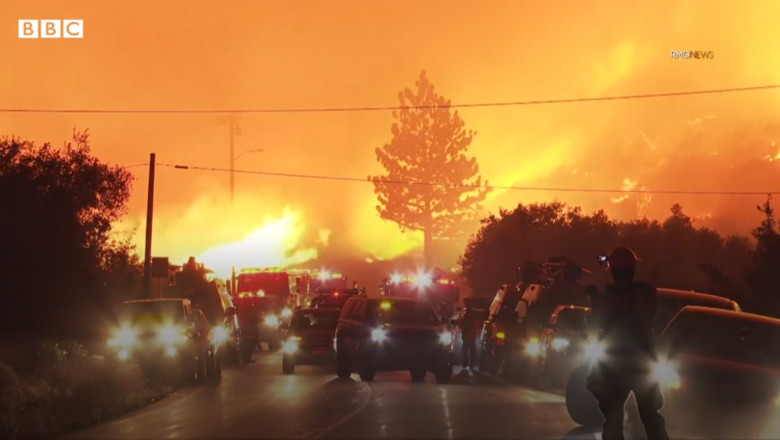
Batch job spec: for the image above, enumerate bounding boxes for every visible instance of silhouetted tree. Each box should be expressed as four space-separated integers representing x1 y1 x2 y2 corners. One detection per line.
0 130 134 338
369 70 490 268
460 201 752 304
747 195 780 315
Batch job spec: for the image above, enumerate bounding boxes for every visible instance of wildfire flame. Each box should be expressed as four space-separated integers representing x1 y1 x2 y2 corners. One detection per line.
198 209 318 279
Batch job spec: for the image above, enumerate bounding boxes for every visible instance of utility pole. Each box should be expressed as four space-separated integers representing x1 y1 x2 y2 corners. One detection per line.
143 153 156 298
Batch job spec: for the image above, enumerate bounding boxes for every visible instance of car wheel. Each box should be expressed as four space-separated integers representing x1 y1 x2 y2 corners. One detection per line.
207 349 222 381
410 369 427 382
196 353 208 383
336 351 351 379
282 355 295 374
565 363 603 427
358 369 375 382
434 364 453 384
241 338 256 362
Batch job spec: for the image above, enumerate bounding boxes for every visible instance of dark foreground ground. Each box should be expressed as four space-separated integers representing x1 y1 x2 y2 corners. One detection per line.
64 351 779 439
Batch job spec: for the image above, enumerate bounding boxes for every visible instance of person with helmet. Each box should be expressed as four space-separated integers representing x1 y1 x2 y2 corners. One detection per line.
586 247 669 440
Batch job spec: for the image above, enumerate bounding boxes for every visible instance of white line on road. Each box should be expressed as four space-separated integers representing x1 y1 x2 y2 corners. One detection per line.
297 381 373 440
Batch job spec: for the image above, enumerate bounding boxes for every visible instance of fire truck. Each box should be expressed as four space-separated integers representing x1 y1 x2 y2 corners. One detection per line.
309 270 349 292
381 268 460 319
232 268 293 353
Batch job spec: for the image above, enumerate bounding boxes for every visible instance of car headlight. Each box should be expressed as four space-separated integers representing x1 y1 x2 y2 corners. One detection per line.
650 359 681 390
109 327 136 348
264 315 280 327
211 325 229 345
281 308 293 319
525 337 543 357
283 336 300 354
371 328 387 343
583 338 606 364
439 331 453 345
158 325 188 345
552 338 570 351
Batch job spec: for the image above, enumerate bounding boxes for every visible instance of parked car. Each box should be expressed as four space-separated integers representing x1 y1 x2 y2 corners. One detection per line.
107 298 221 383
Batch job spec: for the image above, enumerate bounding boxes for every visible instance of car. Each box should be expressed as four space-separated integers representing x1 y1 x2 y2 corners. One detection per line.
524 305 594 390
564 288 743 427
335 296 454 383
234 269 294 353
165 277 243 364
280 307 341 374
657 306 780 419
107 298 221 383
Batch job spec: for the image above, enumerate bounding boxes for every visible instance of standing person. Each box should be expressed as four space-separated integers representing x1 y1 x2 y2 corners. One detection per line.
586 247 669 440
457 305 482 371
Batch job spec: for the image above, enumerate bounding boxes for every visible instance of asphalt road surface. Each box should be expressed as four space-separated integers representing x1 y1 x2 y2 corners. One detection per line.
65 352 776 439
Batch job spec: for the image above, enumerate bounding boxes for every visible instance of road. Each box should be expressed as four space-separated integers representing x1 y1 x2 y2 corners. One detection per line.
65 352 775 439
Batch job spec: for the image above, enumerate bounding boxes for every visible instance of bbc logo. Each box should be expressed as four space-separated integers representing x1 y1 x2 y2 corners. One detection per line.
18 20 83 39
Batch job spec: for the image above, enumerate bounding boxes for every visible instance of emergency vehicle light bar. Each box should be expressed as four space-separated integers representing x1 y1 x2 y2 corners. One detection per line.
240 267 286 273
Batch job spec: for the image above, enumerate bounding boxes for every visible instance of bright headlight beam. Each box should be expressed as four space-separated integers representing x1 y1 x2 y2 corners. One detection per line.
265 315 280 327
583 339 606 363
371 328 387 342
552 338 570 351
439 331 453 345
525 338 543 356
283 336 300 354
110 327 136 347
281 308 292 318
158 325 185 345
650 360 681 389
211 326 229 345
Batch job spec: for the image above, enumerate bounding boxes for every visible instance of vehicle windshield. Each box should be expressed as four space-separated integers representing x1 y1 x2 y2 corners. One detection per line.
121 301 185 324
665 312 780 368
236 273 290 296
371 300 439 326
290 310 340 330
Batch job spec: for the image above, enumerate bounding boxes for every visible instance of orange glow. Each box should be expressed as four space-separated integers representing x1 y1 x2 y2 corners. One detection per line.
2 0 780 265
197 209 317 279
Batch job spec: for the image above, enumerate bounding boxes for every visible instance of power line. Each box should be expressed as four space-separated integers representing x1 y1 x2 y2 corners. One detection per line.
123 163 148 168
3 84 779 114
158 163 776 196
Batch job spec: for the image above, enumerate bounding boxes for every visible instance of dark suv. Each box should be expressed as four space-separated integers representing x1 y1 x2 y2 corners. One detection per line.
335 296 454 383
108 298 221 383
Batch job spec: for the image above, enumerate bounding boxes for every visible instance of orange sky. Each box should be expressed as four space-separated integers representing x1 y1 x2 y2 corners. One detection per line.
2 0 780 274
